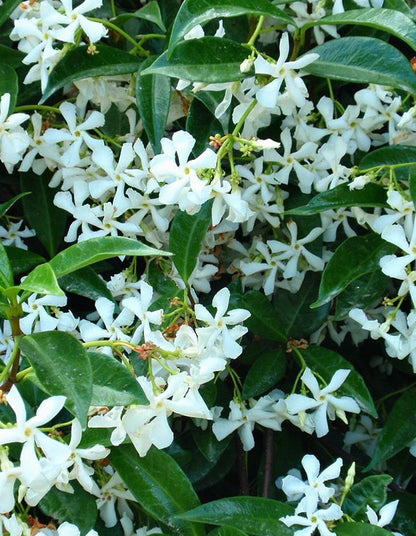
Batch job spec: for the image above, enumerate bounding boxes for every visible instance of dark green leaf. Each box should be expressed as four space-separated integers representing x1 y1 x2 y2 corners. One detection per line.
384 0 414 16
335 523 392 536
20 173 68 258
49 236 168 278
192 427 232 463
88 351 147 406
242 348 286 399
303 37 416 95
0 44 25 68
343 475 392 520
360 145 416 177
389 490 416 536
40 45 142 103
208 528 249 536
59 267 113 301
18 262 64 296
169 201 212 283
178 497 294 536
312 233 396 308
242 290 287 342
143 37 251 83
4 246 45 277
0 64 18 113
136 57 171 153
110 444 204 536
193 90 232 134
303 346 377 418
334 271 390 320
168 0 293 52
0 192 31 219
304 9 416 52
111 1 166 31
367 387 416 470
20 331 93 428
39 483 97 536
0 0 21 28
285 183 388 215
186 97 223 156
274 273 330 337
0 242 13 289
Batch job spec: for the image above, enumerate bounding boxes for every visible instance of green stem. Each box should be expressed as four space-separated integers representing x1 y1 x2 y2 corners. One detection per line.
247 15 264 47
89 17 145 53
110 0 116 18
15 366 33 382
14 104 61 114
0 341 20 383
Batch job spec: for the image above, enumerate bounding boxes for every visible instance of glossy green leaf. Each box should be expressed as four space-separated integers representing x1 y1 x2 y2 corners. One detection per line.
360 145 416 171
303 346 377 418
343 475 392 520
168 0 293 53
49 236 168 278
169 201 212 283
0 44 25 68
193 90 232 134
110 444 204 536
0 0 21 27
192 427 232 463
0 242 13 289
178 497 294 536
285 183 388 215
209 528 249 536
20 173 68 258
0 192 31 219
367 387 416 470
303 9 416 52
143 37 251 83
242 290 287 342
136 57 171 153
40 45 142 103
59 267 113 301
0 64 18 113
186 97 224 156
242 348 286 399
384 0 414 16
88 351 147 406
312 233 396 308
4 246 45 277
334 271 390 320
20 331 93 428
303 37 416 95
274 273 330 337
335 523 392 536
18 262 64 296
389 490 416 536
39 483 97 536
111 1 166 31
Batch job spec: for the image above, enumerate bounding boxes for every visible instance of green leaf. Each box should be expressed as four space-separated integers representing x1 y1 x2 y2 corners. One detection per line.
0 44 25 68
192 427 232 463
59 267 113 301
110 444 204 536
285 183 388 215
367 387 416 470
302 36 416 95
241 290 287 342
389 490 416 536
136 57 171 153
384 0 414 17
209 528 249 536
312 233 396 308
168 0 293 53
88 351 147 406
0 64 18 113
0 242 13 289
20 173 68 258
178 497 294 536
20 331 93 428
343 475 392 520
143 37 251 83
4 246 45 277
49 236 168 278
18 262 64 296
304 9 416 52
40 45 142 103
0 0 21 27
303 346 377 418
0 193 31 219
273 273 330 337
111 1 166 31
360 145 416 171
242 348 286 399
186 97 224 155
335 523 392 536
169 201 212 283
39 483 98 536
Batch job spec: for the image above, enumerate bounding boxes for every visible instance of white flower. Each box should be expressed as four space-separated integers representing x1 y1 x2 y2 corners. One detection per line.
280 503 343 536
366 500 403 536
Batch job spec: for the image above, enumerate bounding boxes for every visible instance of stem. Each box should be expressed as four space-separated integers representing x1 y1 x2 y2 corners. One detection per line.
110 0 116 18
15 366 33 382
236 436 250 495
89 18 145 53
14 104 61 114
262 429 274 498
247 15 264 47
290 30 301 61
